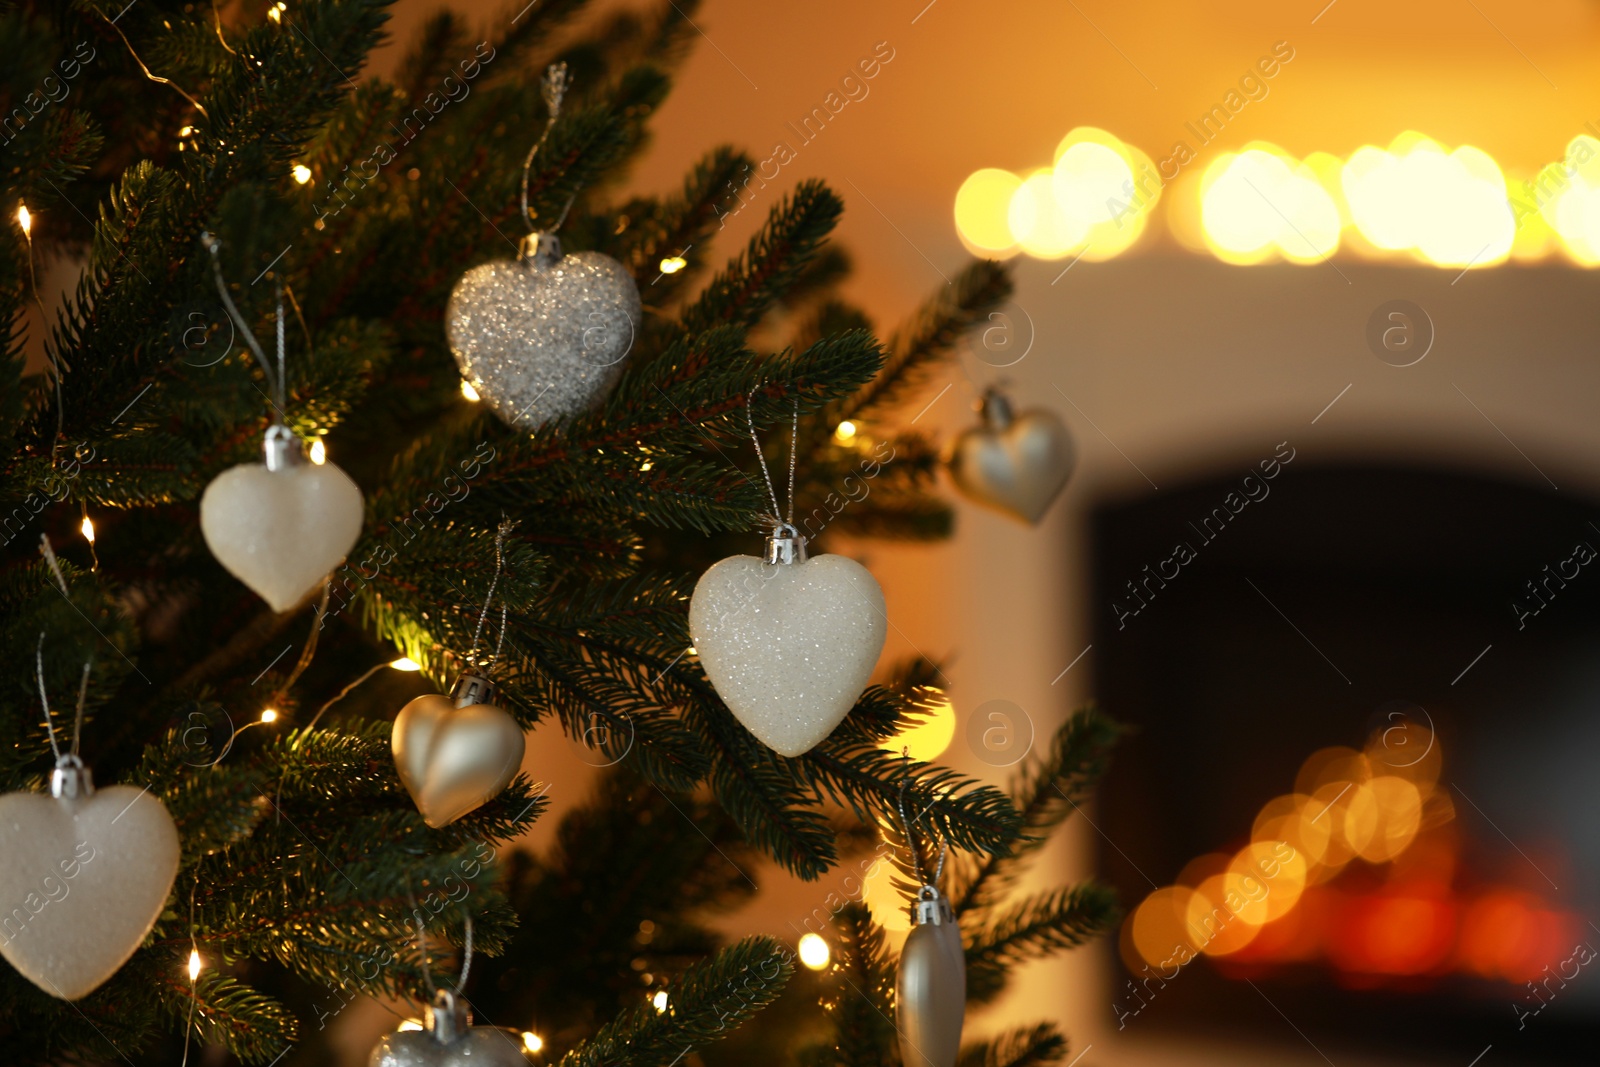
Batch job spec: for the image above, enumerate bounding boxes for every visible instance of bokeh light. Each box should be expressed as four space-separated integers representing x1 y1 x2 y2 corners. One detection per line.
954 168 1023 256
1200 145 1341 264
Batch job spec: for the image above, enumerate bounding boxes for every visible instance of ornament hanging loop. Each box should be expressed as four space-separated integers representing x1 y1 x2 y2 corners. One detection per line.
519 63 578 238
765 522 807 565
979 385 1014 431
518 230 563 268
745 388 802 556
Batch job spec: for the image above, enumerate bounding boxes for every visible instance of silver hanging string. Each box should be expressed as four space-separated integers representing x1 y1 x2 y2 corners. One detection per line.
72 659 90 757
36 634 60 764
201 234 281 412
896 748 946 888
519 63 577 234
745 389 801 528
465 518 516 670
275 279 287 413
412 909 475 995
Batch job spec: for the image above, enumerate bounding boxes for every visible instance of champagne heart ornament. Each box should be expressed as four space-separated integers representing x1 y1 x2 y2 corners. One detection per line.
393 671 525 828
447 232 641 432
689 526 887 757
946 387 1075 525
201 426 364 612
0 756 180 1001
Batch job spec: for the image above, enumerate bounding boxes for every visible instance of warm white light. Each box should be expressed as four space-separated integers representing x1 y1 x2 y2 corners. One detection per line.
651 990 669 1013
260 708 278 723
460 381 481 402
267 2 283 22
1008 169 1086 259
834 421 857 442
639 460 653 471
187 949 202 980
686 646 697 657
1201 147 1341 265
398 1019 424 1032
308 439 326 465
80 516 95 543
1341 133 1512 268
880 690 956 762
390 657 422 671
954 168 1023 255
522 1031 544 1052
798 932 831 970
17 204 30 236
292 164 312 184
659 256 686 274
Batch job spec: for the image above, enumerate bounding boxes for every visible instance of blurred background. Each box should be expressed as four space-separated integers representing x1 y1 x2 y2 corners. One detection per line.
368 1 1600 1065
55 0 1600 1063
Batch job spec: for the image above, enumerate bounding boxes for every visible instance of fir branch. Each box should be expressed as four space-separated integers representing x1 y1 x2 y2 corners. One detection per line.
964 884 1121 1005
952 707 1122 918
558 936 794 1067
825 902 897 1067
956 1024 1070 1067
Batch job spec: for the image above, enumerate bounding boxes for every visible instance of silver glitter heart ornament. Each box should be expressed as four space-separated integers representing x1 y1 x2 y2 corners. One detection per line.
392 673 524 828
369 990 528 1067
688 529 886 757
0 757 180 1001
947 388 1075 525
896 884 966 1067
447 233 641 431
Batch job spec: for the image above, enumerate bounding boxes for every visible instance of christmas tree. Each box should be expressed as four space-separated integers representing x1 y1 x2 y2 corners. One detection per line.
0 2 1121 1064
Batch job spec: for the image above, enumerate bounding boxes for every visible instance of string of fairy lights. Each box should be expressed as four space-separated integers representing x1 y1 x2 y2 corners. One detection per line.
956 127 1600 269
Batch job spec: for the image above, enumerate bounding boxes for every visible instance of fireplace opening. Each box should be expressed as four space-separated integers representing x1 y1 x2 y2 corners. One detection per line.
1092 461 1600 1064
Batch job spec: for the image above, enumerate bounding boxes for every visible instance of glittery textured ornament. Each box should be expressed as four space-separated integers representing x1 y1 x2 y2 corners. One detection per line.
393 673 524 828
896 884 966 1067
947 387 1074 525
447 234 641 431
0 757 180 1000
369 990 528 1067
688 530 886 757
200 426 364 613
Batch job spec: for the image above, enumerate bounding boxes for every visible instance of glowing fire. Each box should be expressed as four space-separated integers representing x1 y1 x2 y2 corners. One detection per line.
1122 715 1578 987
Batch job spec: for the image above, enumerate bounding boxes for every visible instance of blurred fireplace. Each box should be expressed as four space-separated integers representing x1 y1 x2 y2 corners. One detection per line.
1091 461 1600 1065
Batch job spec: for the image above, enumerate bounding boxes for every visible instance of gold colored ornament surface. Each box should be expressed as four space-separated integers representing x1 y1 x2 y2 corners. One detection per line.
200 460 364 612
687 553 886 757
948 408 1075 525
392 694 525 828
0 785 180 1000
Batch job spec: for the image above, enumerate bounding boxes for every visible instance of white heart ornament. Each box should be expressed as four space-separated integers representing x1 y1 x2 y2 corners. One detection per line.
447 234 641 432
200 449 363 613
688 539 886 757
393 680 525 828
947 390 1075 525
0 765 180 1001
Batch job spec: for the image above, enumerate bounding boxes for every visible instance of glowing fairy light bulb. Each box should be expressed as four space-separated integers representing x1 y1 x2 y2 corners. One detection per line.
308 438 326 465
659 255 687 274
80 516 95 543
522 1032 544 1052
834 421 857 442
187 949 202 980
460 381 481 402
652 990 669 1013
292 164 312 184
17 203 30 236
798 932 831 970
390 657 422 671
260 708 278 723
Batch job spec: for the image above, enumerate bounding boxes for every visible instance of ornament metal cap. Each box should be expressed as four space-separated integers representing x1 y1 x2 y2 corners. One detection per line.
518 231 563 269
450 671 497 710
979 387 1015 431
50 753 94 800
909 884 953 927
262 423 304 472
425 988 471 1045
764 523 808 565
